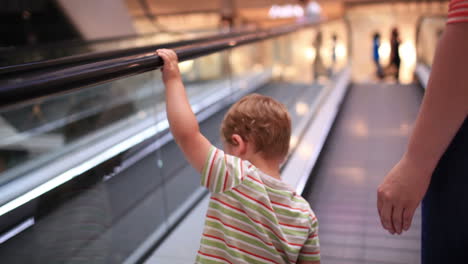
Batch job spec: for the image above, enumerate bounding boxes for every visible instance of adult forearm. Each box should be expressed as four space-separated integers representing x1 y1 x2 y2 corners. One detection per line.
165 79 200 140
404 24 468 173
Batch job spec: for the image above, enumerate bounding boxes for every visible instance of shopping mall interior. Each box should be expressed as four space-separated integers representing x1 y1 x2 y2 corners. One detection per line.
0 0 461 263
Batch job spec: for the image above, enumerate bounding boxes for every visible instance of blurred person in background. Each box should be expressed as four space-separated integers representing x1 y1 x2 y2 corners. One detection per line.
313 31 327 80
329 33 338 76
387 28 401 81
373 32 384 80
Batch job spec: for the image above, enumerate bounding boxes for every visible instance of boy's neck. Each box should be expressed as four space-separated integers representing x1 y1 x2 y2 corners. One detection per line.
247 155 282 181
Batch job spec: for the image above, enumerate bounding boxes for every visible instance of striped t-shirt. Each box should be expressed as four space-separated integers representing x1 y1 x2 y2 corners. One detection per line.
196 146 320 264
448 0 468 24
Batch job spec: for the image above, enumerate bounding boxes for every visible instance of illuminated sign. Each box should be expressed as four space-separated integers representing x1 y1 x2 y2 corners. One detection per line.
269 5 304 19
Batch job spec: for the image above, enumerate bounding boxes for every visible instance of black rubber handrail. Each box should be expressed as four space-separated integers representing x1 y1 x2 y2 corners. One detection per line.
0 21 318 108
0 27 258 76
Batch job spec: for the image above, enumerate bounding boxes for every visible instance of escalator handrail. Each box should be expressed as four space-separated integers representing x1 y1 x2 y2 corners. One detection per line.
0 27 260 76
0 20 320 108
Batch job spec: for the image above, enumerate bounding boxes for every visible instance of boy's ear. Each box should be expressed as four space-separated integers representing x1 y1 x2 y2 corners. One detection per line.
231 134 247 155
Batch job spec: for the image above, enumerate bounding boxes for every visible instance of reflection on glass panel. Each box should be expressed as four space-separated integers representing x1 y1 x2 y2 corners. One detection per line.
417 16 446 67
230 40 275 94
0 71 158 184
181 51 233 111
271 34 293 80
0 69 170 263
230 44 262 76
284 29 316 82
279 23 348 83
319 20 349 73
0 151 167 263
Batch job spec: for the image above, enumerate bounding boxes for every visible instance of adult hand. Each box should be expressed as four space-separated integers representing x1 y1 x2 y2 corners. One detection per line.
377 155 432 234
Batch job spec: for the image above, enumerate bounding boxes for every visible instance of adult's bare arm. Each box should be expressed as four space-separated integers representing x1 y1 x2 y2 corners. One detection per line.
377 23 468 234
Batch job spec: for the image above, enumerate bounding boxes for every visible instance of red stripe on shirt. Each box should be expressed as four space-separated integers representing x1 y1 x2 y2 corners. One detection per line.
301 250 320 255
203 233 280 264
251 219 304 247
210 197 302 247
206 150 219 188
279 222 309 229
206 215 293 260
247 175 263 185
206 215 274 246
222 170 228 192
448 10 468 17
271 201 309 213
211 196 246 214
233 188 275 212
450 3 468 10
207 215 296 260
450 0 468 8
198 250 233 264
224 154 230 180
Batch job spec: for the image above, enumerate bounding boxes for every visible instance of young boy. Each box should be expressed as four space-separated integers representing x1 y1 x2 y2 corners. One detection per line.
157 49 320 264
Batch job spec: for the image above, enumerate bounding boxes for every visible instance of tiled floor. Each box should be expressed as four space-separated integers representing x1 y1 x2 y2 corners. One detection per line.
304 82 424 264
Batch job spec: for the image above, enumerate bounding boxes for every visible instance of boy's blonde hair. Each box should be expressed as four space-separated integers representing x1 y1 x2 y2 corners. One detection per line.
221 94 291 160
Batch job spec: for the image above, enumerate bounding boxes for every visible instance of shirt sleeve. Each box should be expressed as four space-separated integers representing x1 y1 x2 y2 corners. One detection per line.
201 146 246 193
448 0 468 24
298 213 320 262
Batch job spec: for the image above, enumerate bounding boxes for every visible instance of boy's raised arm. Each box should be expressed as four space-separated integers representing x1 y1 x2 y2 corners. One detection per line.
157 49 211 173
